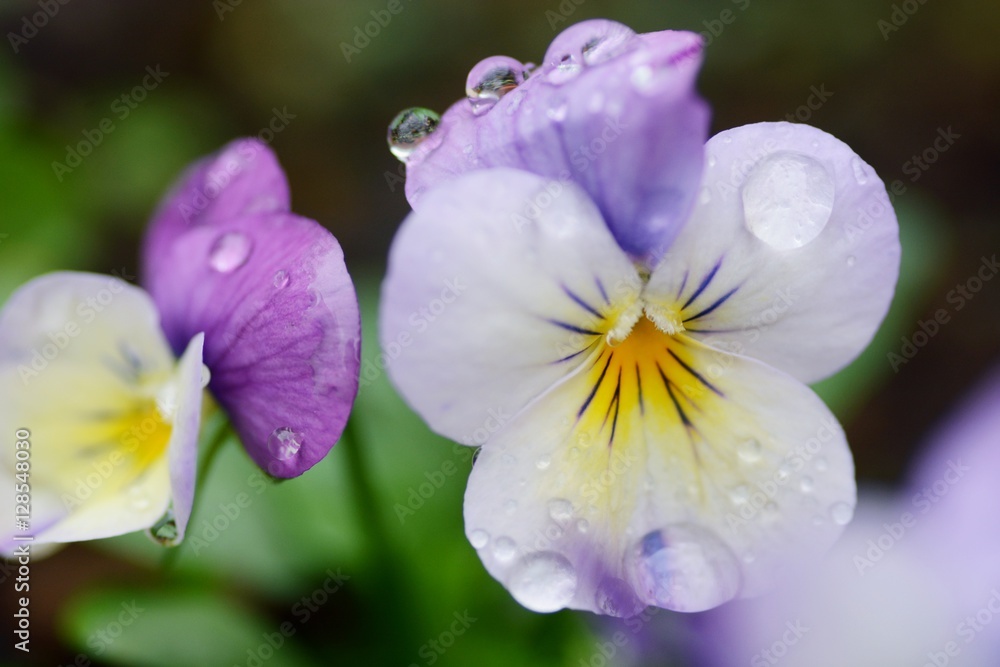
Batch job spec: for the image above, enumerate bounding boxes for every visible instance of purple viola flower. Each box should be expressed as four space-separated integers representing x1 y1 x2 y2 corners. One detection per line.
142 139 361 480
380 20 900 615
0 139 359 552
694 367 1000 666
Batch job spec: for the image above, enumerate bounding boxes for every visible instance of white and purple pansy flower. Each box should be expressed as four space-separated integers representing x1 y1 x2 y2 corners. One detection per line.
0 139 360 551
380 20 900 615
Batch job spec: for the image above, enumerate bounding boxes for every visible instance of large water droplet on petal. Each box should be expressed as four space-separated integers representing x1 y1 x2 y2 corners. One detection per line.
742 151 835 250
466 56 527 115
738 438 762 463
146 508 179 546
387 107 441 162
268 427 303 461
469 529 489 549
631 523 741 612
208 231 252 273
546 20 636 70
508 551 578 613
595 576 643 618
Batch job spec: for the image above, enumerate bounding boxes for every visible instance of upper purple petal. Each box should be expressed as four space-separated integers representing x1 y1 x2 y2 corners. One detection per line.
147 212 360 478
142 139 291 296
402 20 710 265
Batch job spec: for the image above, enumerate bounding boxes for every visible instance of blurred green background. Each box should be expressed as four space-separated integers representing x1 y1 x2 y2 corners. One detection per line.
0 1 997 665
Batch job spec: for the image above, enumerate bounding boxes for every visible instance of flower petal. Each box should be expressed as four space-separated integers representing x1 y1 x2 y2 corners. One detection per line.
463 333 854 614
404 21 710 264
380 168 641 445
0 273 202 547
644 122 900 383
165 333 205 544
148 213 360 478
142 139 291 298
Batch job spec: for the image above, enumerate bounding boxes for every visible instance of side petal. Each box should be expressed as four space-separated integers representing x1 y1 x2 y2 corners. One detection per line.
380 168 641 445
644 122 900 383
404 21 710 264
0 273 198 547
141 139 291 297
166 333 206 544
463 333 855 614
148 214 360 478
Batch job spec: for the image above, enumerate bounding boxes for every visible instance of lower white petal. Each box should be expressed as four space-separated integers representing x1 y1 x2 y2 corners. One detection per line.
464 319 855 614
0 273 204 549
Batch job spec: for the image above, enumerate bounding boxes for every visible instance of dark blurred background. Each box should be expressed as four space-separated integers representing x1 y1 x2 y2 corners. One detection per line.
1 1 998 665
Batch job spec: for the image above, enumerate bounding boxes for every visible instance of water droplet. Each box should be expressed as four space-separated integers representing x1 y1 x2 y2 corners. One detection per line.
387 107 441 162
729 485 749 505
536 456 551 470
128 486 150 511
631 524 741 612
587 92 605 113
146 508 178 546
504 499 518 514
501 453 516 465
630 65 653 90
469 529 489 549
493 536 517 561
546 104 568 122
722 135 733 145
465 56 527 115
699 187 712 204
595 577 642 617
738 439 762 463
548 498 573 522
814 457 828 472
851 157 869 185
208 231 252 273
545 20 635 84
742 152 835 250
775 465 791 482
576 519 590 533
273 270 290 289
830 502 854 525
508 551 578 613
707 154 717 168
199 365 211 388
800 477 814 493
846 255 857 268
267 427 303 461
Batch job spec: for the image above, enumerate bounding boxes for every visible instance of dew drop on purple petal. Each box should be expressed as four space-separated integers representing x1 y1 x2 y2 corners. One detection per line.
273 270 290 289
268 427 304 461
465 56 527 115
742 151 834 250
387 107 441 162
546 20 636 74
208 231 252 273
595 576 642 618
